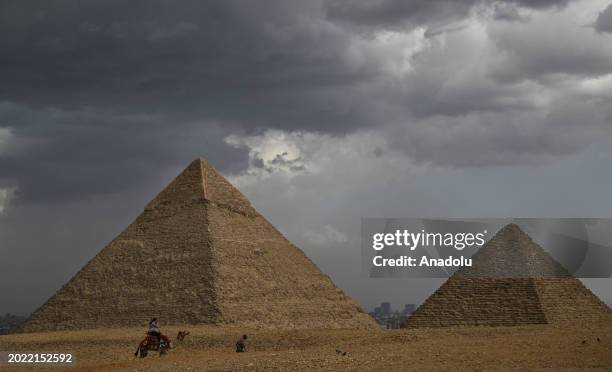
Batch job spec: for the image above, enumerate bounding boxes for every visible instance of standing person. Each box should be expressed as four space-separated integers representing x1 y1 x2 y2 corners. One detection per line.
235 334 247 352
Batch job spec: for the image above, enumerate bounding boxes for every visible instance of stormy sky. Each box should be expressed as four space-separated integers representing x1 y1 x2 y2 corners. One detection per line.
1 0 612 316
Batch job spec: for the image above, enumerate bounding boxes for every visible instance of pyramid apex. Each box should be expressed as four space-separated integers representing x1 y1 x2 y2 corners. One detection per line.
457 222 569 278
186 157 209 170
144 159 208 210
144 157 255 214
501 223 523 232
191 157 208 164
498 223 533 241
501 223 543 245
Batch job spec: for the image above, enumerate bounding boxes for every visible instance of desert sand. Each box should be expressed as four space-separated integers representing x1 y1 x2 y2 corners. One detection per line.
1 321 611 371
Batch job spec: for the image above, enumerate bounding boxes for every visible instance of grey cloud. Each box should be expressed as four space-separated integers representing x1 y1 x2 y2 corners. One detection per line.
510 0 573 8
0 0 581 137
0 102 248 204
389 101 612 167
249 152 306 173
251 156 266 169
595 3 612 33
0 0 366 132
147 22 199 42
424 23 470 38
325 0 573 30
326 0 475 30
489 29 612 81
1 0 611 208
492 3 530 22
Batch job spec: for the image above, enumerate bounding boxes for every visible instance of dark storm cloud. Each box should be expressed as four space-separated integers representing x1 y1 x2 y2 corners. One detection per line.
0 0 610 206
0 0 457 205
325 0 476 29
0 0 351 203
0 102 248 203
0 0 580 137
0 0 367 132
510 0 574 8
325 0 573 29
595 3 612 33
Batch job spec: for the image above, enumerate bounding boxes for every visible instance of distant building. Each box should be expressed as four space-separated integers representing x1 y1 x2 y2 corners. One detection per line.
369 302 413 329
380 302 391 315
402 304 416 316
0 313 26 334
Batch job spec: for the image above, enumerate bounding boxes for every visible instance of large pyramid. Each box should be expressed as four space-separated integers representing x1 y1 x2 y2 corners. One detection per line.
19 159 375 332
404 224 612 327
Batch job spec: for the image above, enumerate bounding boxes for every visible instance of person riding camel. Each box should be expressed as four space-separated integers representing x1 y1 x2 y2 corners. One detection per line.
135 318 171 357
148 318 161 339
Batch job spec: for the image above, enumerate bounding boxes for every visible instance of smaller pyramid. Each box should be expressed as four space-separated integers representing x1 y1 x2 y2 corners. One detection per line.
404 224 612 327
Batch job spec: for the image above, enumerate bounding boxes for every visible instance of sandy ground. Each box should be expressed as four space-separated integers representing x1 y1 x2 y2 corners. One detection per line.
1 321 611 371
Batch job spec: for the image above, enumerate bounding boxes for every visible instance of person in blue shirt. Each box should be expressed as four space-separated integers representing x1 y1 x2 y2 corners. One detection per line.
148 318 161 338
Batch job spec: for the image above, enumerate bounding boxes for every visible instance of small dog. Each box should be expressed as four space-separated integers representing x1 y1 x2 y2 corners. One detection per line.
177 330 190 342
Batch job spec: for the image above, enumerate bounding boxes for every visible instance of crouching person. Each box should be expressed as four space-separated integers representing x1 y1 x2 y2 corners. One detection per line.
236 334 247 352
